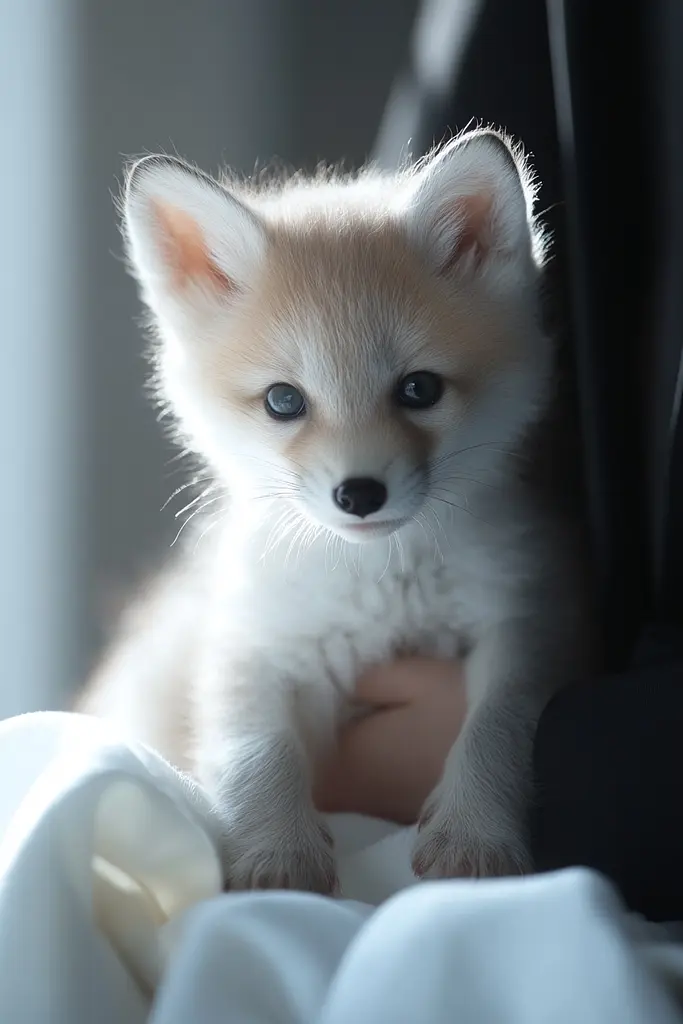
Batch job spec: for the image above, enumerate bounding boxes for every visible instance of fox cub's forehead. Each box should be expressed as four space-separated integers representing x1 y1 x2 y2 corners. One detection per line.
263 219 431 318
248 220 436 369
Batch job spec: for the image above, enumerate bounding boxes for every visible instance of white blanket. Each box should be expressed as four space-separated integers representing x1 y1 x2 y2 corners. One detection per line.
1 711 683 1023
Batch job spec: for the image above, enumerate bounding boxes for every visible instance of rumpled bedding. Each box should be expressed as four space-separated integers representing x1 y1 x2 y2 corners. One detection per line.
1 711 682 1023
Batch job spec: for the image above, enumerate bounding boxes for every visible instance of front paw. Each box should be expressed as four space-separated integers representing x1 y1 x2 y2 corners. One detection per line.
222 813 338 895
411 789 532 880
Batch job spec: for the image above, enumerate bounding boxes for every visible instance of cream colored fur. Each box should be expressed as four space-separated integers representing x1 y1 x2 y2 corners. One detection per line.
81 131 588 891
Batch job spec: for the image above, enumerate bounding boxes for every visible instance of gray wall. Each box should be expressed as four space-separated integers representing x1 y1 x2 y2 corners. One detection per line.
0 0 417 714
1 0 82 714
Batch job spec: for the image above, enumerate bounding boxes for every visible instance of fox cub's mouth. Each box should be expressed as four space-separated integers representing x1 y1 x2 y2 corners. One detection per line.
334 517 409 542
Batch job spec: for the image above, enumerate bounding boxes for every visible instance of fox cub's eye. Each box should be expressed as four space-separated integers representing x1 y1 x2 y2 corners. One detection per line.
265 383 306 420
395 371 444 410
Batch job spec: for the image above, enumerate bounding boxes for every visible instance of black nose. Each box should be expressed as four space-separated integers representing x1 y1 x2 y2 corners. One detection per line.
333 477 388 518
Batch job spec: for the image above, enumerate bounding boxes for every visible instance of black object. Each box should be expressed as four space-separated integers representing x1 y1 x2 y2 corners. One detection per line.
377 0 683 920
532 625 683 922
531 0 683 921
333 478 388 518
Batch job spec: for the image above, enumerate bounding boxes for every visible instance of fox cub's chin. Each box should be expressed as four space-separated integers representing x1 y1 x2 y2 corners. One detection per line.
82 130 587 890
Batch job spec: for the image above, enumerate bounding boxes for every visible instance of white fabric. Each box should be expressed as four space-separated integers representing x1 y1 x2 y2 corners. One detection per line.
1 712 683 1023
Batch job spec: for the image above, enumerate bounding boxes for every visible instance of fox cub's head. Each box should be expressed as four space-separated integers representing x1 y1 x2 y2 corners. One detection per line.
123 131 550 544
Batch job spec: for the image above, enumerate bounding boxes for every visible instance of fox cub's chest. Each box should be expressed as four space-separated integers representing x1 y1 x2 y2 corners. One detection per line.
319 559 468 665
216 518 496 670
226 545 471 666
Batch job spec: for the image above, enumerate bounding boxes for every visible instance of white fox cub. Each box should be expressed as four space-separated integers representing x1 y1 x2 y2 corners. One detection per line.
82 130 589 892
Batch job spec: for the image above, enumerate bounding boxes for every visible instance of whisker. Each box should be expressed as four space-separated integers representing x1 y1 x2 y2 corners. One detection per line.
230 453 303 480
426 506 450 549
377 534 394 583
261 506 298 560
426 494 488 524
295 522 314 569
330 534 344 572
294 520 315 570
174 488 221 519
311 526 323 556
429 440 528 471
324 530 334 572
429 473 502 492
284 517 308 572
193 514 224 552
250 490 300 502
164 462 210 481
165 448 195 466
416 510 445 564
171 504 223 547
161 478 214 511
395 530 406 574
412 513 428 543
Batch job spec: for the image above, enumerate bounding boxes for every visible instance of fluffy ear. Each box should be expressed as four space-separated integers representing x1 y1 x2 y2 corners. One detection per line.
402 131 537 291
122 155 266 320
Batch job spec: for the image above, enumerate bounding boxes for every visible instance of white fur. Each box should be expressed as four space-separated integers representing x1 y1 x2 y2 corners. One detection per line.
402 132 536 291
124 159 266 323
86 132 588 891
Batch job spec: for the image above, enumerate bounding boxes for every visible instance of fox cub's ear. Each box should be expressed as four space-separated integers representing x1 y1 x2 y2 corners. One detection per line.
122 155 266 321
401 130 538 292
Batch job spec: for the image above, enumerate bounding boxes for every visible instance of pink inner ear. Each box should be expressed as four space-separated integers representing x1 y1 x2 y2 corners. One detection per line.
440 191 494 275
150 199 236 294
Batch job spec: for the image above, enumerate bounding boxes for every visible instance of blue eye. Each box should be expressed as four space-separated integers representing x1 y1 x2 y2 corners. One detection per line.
265 383 306 420
395 371 444 409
